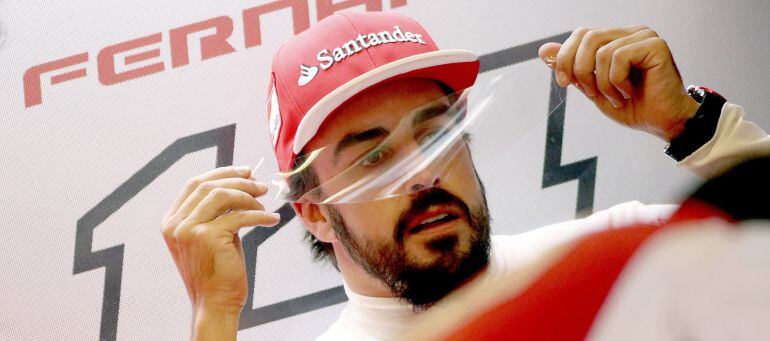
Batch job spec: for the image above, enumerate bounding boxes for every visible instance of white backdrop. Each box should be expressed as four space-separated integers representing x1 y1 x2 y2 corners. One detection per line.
1 0 768 340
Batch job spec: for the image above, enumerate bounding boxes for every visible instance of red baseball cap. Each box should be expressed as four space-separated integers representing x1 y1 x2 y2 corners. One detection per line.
266 10 480 172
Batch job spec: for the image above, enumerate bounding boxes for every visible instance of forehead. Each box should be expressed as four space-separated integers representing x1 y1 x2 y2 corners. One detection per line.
304 78 449 151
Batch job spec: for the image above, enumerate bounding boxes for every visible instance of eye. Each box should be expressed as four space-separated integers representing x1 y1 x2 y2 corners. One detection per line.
417 127 446 146
361 148 391 167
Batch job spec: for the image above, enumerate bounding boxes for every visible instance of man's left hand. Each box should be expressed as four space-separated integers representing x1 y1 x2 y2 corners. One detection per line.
539 25 701 141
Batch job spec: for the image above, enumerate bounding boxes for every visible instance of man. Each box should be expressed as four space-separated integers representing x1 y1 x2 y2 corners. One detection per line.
160 11 769 340
406 158 770 340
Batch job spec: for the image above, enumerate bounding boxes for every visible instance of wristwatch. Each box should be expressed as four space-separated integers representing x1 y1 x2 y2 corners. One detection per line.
664 86 727 161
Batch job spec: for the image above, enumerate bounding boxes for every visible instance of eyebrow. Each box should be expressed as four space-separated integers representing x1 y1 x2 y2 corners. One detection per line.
333 127 388 163
330 102 453 164
411 103 452 126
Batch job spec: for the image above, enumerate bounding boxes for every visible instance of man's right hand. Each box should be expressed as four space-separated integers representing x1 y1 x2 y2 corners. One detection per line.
160 166 281 339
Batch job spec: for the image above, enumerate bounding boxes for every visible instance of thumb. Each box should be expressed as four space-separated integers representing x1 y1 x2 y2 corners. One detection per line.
538 42 561 69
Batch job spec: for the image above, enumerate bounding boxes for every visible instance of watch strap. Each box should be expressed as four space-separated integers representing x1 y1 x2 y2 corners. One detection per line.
664 86 727 161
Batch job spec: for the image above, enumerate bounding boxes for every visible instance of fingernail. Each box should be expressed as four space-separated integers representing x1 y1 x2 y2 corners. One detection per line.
607 96 622 108
236 165 250 174
270 212 281 220
556 71 569 86
255 182 268 192
543 55 556 68
618 87 631 100
580 84 595 98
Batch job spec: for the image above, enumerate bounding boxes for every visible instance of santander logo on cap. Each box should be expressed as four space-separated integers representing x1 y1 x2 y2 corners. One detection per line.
298 25 428 86
298 64 320 86
267 11 480 172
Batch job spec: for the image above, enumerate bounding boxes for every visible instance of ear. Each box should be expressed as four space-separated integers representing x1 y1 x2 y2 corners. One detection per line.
295 202 338 243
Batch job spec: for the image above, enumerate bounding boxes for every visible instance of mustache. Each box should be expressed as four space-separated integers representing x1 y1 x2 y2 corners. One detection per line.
395 187 471 243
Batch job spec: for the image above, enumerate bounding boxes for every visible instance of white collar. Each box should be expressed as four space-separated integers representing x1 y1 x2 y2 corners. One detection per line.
342 281 413 311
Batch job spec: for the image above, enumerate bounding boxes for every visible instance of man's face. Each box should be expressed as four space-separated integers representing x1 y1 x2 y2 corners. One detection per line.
303 78 491 308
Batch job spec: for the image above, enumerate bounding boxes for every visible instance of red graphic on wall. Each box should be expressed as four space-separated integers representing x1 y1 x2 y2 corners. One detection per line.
22 0 407 108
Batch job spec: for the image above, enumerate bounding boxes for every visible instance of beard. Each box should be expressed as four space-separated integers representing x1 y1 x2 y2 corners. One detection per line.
327 185 491 310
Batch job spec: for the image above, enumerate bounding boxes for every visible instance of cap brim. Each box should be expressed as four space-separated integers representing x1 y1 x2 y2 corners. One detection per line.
292 49 480 154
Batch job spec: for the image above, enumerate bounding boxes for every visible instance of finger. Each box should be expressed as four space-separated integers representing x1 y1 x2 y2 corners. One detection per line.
161 222 198 300
164 166 252 222
607 29 660 101
168 177 268 226
160 223 183 272
609 36 672 103
162 236 197 299
185 188 265 224
555 27 590 87
538 42 561 68
212 209 282 234
163 178 266 292
573 25 648 98
595 29 660 108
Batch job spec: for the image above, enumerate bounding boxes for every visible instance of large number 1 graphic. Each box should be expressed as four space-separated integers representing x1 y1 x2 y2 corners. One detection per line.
74 32 594 341
73 125 237 340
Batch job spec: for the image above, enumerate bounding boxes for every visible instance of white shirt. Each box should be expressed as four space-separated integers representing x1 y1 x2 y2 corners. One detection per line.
317 202 676 341
317 103 770 340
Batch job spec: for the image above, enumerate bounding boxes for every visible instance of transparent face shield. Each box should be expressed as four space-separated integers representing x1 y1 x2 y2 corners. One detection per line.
256 70 567 204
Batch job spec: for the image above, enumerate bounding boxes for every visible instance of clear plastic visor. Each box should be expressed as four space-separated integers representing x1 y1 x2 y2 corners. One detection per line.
257 70 566 204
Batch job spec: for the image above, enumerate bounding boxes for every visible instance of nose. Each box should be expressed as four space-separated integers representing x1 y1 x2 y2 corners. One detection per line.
399 138 448 193
408 172 440 193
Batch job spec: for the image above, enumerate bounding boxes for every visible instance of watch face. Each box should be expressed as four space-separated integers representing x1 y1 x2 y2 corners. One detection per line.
687 85 724 103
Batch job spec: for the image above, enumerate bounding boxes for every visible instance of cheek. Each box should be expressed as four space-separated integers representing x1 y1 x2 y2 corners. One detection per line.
334 199 409 242
441 150 484 205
